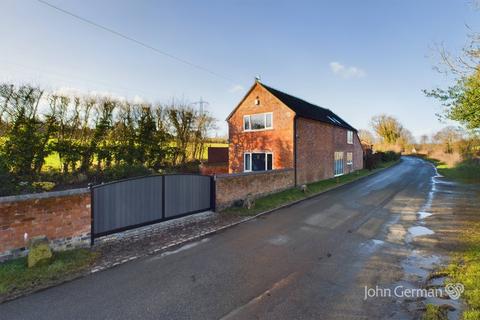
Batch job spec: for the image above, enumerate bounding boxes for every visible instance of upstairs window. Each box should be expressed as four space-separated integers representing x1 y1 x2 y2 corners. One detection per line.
243 116 251 131
347 130 353 144
243 113 273 131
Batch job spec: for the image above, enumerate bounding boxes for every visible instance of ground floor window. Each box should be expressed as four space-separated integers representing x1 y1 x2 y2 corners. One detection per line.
244 152 273 172
334 151 344 176
347 152 353 166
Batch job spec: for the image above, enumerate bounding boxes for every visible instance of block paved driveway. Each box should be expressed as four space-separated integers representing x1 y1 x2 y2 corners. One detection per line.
0 157 440 319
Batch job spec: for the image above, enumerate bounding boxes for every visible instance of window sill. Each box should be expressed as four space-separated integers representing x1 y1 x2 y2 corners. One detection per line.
243 128 274 132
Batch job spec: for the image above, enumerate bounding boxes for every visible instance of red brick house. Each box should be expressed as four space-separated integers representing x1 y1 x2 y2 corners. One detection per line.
227 81 363 185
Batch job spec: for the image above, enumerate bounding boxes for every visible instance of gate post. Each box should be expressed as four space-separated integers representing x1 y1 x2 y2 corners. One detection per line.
210 175 216 212
162 175 166 219
89 183 95 246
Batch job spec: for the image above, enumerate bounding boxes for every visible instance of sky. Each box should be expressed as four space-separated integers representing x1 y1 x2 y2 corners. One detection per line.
0 0 479 138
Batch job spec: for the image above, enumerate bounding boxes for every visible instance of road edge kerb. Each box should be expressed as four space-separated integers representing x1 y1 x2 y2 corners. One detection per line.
0 159 401 304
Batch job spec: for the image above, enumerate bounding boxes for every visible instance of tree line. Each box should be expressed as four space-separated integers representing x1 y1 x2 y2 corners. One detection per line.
0 83 218 193
358 114 479 164
358 114 416 153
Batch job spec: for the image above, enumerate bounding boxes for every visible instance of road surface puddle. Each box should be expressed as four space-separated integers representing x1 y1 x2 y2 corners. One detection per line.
417 211 432 220
358 239 385 254
401 250 441 280
267 235 289 246
408 226 434 238
396 250 456 318
414 167 440 222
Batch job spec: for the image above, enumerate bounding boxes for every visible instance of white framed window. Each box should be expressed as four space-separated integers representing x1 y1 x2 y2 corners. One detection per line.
334 152 344 176
243 112 273 131
347 130 353 144
243 115 251 131
244 153 252 172
347 152 353 166
244 152 273 172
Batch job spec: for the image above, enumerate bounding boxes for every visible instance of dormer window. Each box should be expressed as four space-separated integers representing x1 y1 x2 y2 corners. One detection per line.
243 112 273 131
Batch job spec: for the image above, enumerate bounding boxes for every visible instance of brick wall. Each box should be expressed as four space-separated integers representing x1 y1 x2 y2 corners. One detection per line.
215 169 295 210
228 83 295 173
0 189 91 261
296 117 364 185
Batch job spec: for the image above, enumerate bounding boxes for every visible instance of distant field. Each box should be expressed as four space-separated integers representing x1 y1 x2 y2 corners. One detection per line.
42 142 228 171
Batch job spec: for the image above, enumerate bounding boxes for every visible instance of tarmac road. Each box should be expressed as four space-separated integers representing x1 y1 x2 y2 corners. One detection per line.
0 157 443 319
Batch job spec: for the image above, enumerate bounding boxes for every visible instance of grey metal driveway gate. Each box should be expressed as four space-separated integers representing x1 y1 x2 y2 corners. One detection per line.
91 174 214 241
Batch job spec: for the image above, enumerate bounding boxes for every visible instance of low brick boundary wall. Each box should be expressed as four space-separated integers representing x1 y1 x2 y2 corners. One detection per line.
0 169 295 260
215 169 295 210
0 189 91 261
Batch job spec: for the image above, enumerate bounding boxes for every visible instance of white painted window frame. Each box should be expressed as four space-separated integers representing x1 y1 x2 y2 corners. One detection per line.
243 151 274 172
244 153 252 172
346 152 353 166
243 115 251 131
334 151 344 176
347 130 353 144
243 112 273 132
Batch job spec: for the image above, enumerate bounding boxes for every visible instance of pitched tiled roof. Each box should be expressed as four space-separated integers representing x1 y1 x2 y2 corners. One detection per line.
261 83 356 131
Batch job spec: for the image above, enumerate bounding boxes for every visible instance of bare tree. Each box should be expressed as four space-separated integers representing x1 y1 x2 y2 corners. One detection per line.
167 103 195 165
370 114 403 144
191 111 217 161
433 126 464 154
397 128 415 152
358 129 375 145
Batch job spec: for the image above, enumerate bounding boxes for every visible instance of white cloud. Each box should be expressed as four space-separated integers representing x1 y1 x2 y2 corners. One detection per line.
228 84 245 93
329 62 366 79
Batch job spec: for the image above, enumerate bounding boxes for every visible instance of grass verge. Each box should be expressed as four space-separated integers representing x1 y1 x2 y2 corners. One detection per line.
222 160 399 217
423 304 449 320
437 222 480 320
413 153 480 319
412 154 480 184
0 249 97 297
414 154 480 319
